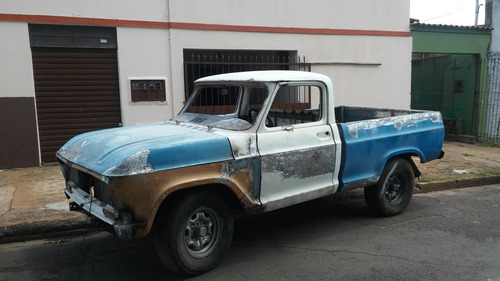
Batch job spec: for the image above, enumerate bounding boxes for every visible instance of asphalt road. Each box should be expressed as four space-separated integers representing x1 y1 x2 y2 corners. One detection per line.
1 185 499 281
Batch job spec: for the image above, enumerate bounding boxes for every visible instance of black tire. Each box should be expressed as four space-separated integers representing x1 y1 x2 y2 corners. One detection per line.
154 191 234 276
364 158 415 216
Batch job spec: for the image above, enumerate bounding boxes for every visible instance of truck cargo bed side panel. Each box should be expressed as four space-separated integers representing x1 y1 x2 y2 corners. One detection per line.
338 112 444 191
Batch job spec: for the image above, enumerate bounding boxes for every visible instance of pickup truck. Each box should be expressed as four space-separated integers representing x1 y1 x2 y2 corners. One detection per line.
57 71 444 275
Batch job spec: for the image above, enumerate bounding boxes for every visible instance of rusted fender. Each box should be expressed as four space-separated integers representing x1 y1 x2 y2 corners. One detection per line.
108 160 261 238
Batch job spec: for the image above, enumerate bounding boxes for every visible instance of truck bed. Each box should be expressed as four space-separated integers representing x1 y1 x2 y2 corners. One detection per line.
335 106 428 123
335 106 444 192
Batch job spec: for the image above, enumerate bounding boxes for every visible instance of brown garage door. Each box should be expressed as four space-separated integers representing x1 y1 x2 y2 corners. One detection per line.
32 48 121 163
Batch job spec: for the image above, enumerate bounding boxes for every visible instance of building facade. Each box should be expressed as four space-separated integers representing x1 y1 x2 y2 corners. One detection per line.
410 23 491 140
0 0 412 168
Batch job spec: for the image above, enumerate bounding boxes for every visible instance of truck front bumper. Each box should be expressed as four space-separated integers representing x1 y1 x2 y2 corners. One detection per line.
64 182 138 240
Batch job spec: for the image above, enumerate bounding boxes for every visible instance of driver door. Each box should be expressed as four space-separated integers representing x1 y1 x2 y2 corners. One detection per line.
257 82 339 212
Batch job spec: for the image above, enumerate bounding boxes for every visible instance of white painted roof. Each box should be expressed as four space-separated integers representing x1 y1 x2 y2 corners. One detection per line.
195 70 332 84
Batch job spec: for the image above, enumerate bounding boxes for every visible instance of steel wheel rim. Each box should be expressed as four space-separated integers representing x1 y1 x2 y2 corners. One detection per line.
184 207 221 258
385 174 405 205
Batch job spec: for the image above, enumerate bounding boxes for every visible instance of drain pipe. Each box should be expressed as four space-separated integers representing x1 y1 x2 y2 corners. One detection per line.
475 0 483 25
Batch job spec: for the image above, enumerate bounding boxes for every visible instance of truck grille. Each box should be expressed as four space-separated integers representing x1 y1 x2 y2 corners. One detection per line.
63 164 115 207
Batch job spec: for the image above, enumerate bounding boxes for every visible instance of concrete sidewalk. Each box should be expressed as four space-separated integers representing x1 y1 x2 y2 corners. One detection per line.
1 141 500 242
0 165 91 241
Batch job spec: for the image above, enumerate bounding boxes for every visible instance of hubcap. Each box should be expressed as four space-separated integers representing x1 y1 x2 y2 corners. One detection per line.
184 209 220 258
385 174 404 204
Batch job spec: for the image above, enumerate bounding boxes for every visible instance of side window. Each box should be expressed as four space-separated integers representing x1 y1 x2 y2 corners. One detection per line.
266 85 322 127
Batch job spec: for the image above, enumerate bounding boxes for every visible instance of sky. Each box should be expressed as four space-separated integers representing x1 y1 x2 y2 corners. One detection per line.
410 0 486 26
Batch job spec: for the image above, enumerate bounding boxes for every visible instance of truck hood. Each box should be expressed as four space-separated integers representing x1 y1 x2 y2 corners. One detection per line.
56 124 234 177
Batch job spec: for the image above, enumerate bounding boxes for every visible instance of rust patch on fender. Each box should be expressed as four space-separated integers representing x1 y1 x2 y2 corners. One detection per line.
109 161 260 238
220 158 261 209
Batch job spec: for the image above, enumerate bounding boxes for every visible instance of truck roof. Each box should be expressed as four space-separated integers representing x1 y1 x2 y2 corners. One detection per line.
195 70 332 85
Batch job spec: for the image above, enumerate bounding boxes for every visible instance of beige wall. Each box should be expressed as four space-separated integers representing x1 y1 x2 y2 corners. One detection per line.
0 22 35 98
116 27 172 125
1 0 168 22
1 0 412 125
167 32 412 113
168 0 409 31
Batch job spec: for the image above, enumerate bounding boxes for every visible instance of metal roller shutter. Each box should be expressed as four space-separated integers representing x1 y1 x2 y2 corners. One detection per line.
32 48 121 163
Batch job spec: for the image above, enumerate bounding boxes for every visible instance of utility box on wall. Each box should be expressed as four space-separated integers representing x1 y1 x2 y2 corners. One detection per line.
130 79 166 102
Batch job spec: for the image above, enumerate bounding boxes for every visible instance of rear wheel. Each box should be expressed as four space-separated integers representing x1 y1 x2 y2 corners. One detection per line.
364 158 415 216
155 191 234 276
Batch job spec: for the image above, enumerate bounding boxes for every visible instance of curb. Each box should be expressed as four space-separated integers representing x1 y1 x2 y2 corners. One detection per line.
0 217 104 244
416 176 500 193
1 176 500 243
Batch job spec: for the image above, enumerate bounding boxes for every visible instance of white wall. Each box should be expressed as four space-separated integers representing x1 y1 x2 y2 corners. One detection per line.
165 0 412 112
2 0 171 125
0 22 35 98
116 27 172 125
167 31 412 114
1 0 167 22
168 0 409 32
1 0 412 122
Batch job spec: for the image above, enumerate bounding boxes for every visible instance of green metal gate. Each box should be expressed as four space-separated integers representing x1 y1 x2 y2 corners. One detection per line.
411 54 481 136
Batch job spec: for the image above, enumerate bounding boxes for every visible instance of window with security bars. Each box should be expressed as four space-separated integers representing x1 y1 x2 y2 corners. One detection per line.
183 49 310 101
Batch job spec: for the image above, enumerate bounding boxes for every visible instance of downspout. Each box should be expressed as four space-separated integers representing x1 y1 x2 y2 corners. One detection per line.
166 0 176 119
475 0 483 25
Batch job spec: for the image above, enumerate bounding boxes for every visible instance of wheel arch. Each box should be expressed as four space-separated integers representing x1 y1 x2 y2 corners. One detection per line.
364 156 416 216
151 183 246 233
128 161 262 238
382 150 422 179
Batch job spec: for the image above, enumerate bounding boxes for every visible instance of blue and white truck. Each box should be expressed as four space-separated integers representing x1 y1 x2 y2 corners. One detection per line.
57 71 444 275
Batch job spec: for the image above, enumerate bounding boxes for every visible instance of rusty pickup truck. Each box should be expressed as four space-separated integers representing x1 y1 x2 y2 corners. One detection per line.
57 71 444 275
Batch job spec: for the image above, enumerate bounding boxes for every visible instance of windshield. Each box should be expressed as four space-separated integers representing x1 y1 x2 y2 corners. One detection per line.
175 83 269 130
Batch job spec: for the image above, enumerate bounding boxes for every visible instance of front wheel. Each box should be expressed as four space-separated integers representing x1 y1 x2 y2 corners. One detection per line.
364 158 415 216
155 191 234 276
